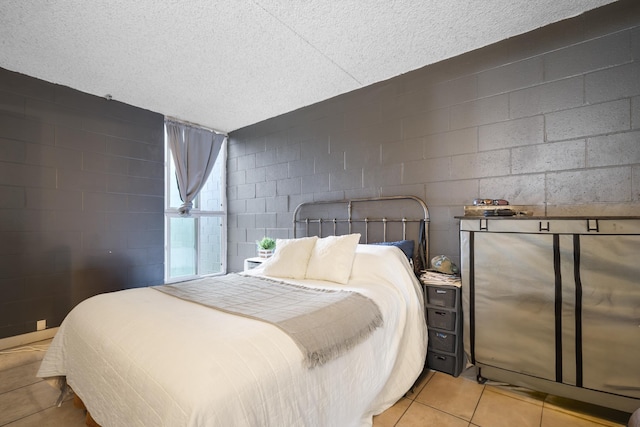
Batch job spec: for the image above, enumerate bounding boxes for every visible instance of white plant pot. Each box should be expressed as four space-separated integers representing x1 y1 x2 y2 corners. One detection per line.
258 249 273 258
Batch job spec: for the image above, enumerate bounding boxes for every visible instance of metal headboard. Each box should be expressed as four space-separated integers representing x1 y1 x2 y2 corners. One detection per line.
293 195 430 268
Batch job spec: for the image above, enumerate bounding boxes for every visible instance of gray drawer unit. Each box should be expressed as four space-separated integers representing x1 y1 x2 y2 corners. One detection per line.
428 329 457 353
421 274 464 377
427 352 459 375
426 286 457 307
426 308 456 330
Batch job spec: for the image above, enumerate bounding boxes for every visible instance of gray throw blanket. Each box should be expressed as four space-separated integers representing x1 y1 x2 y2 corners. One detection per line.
153 274 383 368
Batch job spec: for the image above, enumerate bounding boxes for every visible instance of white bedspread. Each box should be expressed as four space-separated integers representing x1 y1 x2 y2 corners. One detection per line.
38 244 427 427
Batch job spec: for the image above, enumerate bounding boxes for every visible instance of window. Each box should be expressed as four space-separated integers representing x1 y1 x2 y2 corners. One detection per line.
164 129 226 282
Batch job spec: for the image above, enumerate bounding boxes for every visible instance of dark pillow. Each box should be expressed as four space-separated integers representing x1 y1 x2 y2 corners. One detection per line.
370 240 414 260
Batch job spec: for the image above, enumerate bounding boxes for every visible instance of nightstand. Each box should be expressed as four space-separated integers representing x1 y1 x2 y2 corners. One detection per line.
420 271 464 377
243 256 267 271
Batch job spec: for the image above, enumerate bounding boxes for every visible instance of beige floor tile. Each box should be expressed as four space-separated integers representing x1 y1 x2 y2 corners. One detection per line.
4 397 86 427
544 395 628 427
0 341 50 372
0 381 59 425
396 401 470 427
471 387 542 427
404 369 434 400
374 397 412 427
415 371 484 421
541 407 623 427
485 383 547 406
0 362 42 394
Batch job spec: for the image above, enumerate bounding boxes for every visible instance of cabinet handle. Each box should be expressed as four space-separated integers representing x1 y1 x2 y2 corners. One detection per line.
436 290 447 294
436 333 448 339
539 221 550 232
480 219 488 231
435 311 447 316
587 219 599 232
435 355 447 361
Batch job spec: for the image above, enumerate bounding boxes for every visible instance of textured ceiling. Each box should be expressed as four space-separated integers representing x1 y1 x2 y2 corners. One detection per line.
0 0 618 133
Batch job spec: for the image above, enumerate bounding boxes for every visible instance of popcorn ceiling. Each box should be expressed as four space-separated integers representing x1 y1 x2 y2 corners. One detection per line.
0 0 616 132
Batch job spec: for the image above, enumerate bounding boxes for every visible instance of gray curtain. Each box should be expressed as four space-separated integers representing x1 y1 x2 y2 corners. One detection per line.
166 121 226 215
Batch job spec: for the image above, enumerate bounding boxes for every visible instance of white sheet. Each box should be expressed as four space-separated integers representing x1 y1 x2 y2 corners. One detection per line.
38 244 427 427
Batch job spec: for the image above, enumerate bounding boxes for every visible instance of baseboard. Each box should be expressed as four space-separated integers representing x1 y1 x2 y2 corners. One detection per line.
0 328 59 351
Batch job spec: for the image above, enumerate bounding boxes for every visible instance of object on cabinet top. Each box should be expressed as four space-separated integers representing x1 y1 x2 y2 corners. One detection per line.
420 270 461 287
473 198 509 206
463 205 532 217
430 255 459 275
483 209 516 217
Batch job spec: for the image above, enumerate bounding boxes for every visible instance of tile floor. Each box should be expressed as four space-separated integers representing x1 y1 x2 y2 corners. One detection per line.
373 369 631 427
0 339 84 427
0 339 632 426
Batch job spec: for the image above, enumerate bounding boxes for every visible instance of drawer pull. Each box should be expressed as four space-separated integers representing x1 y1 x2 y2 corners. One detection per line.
587 219 599 232
436 290 447 294
436 333 448 339
435 355 447 361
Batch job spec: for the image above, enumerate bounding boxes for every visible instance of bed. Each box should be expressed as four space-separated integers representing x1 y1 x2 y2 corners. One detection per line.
37 196 430 427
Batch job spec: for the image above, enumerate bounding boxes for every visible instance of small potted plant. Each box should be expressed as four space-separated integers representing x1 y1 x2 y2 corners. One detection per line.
256 237 276 258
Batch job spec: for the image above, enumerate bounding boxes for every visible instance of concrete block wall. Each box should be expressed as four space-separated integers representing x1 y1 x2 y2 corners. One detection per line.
0 68 164 339
227 0 640 272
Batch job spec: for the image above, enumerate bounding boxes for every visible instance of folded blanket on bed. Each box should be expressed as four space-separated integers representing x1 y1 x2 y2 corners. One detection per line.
153 274 383 368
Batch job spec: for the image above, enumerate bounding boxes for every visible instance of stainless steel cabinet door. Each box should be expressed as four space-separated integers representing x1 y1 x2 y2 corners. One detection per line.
579 234 640 399
472 232 559 381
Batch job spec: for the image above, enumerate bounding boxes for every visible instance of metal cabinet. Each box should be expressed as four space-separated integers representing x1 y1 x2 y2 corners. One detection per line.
460 217 640 412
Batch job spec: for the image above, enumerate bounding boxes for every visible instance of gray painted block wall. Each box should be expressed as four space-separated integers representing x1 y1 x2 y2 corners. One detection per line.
0 68 164 339
227 0 640 272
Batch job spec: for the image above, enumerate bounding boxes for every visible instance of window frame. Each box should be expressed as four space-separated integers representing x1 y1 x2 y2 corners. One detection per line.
164 129 227 283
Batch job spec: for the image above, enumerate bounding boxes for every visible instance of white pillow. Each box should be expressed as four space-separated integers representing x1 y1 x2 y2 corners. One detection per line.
305 233 361 284
261 236 318 279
